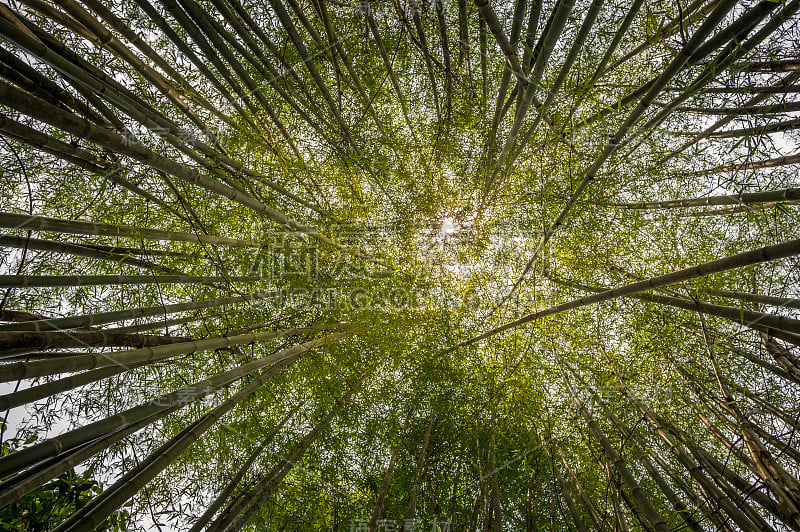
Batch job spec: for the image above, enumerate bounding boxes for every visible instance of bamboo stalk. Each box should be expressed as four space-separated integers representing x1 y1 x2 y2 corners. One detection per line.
407 0 441 121
0 332 350 478
0 80 351 253
311 0 387 136
40 0 209 132
588 379 741 531
571 0 746 134
0 406 177 509
553 444 604 528
496 0 740 306
0 212 260 248
0 330 190 354
0 44 112 129
676 101 800 115
0 274 263 287
674 117 800 138
0 234 182 275
0 325 345 382
458 0 469 70
696 151 800 176
484 0 527 158
535 429 587 532
499 0 576 166
362 3 415 136
451 237 800 349
170 0 300 158
0 3 255 180
103 311 224 334
53 362 310 531
368 421 406 530
0 291 280 332
736 58 800 72
0 362 145 411
0 115 190 222
658 71 800 165
618 386 768 529
129 0 259 131
473 0 528 85
558 361 669 531
491 0 603 187
619 363 787 525
601 0 718 78
600 0 799 175
547 270 800 347
214 379 364 529
614 187 800 209
267 0 360 155
435 0 453 123
676 201 800 217
699 288 800 310
187 403 303 532
691 84 800 93
570 0 645 109
402 409 436 526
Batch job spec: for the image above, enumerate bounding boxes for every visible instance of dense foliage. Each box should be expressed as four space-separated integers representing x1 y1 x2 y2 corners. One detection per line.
0 0 798 529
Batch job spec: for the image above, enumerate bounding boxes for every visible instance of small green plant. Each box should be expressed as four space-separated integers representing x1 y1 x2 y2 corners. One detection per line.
0 434 129 531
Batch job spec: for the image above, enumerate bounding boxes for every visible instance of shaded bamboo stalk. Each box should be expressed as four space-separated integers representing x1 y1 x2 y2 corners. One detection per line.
0 328 332 409
484 0 528 158
600 0 720 79
492 0 602 186
673 117 800 138
588 380 739 530
733 58 800 72
553 444 604 529
572 370 705 531
0 330 190 354
369 418 409 530
0 405 180 509
569 0 645 109
657 70 800 165
0 326 329 410
695 151 800 176
545 270 800 346
596 0 796 174
101 311 225 334
0 114 191 222
617 383 769 529
473 0 528 84
676 200 800 217
403 409 436 525
676 101 800 115
0 79 352 254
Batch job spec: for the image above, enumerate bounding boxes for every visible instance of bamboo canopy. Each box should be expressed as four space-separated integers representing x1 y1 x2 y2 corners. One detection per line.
0 0 799 529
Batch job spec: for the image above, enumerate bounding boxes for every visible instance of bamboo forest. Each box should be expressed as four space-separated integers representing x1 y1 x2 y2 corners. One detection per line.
0 0 800 529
